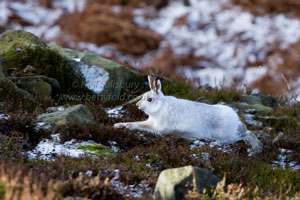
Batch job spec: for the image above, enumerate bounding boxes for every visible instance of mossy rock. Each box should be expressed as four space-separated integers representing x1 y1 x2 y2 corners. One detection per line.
1 30 147 105
240 94 262 105
0 56 32 102
0 30 46 71
0 30 89 96
37 104 95 132
50 45 148 105
232 102 273 114
9 75 60 98
258 94 277 107
20 81 52 99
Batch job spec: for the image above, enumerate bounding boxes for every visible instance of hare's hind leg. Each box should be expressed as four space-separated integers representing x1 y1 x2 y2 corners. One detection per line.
238 122 263 153
114 121 157 133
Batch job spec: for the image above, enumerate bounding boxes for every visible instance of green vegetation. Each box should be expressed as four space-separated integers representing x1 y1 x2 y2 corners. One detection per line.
77 143 113 156
162 78 242 103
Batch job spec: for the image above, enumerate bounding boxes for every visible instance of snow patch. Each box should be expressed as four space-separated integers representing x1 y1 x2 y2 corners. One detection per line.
46 106 65 113
134 0 300 88
34 121 51 131
0 113 10 120
28 134 85 160
27 134 110 161
53 0 87 13
106 106 124 118
72 57 81 62
244 114 263 127
244 66 268 84
271 148 300 171
78 64 110 94
108 169 152 198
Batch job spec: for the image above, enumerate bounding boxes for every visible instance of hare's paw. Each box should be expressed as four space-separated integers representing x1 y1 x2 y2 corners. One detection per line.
114 123 127 129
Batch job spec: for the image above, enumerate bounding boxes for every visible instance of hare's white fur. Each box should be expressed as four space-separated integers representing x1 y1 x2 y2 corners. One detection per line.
114 75 262 152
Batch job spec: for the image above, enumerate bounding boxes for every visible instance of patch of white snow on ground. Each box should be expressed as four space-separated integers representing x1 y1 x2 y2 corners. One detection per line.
190 139 233 153
28 134 85 160
244 114 263 127
134 0 300 87
106 106 124 118
28 134 111 161
0 113 10 120
244 66 268 85
78 64 110 94
46 106 65 113
271 148 300 171
53 0 87 13
108 169 152 198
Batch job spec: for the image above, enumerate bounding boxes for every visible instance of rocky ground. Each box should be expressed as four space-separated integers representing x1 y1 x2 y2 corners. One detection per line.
0 30 300 199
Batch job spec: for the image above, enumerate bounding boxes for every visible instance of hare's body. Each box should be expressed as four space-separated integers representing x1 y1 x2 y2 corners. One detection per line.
144 96 240 143
114 75 263 152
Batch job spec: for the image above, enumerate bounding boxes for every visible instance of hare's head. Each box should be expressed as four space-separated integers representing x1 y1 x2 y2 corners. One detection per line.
136 75 164 115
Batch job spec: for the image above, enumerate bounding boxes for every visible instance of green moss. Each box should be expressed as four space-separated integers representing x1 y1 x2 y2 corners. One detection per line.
77 143 113 157
251 104 273 113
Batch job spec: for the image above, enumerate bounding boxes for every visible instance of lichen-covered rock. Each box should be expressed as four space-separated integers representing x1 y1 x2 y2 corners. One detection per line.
37 104 95 132
9 75 60 98
0 30 147 105
239 94 273 113
0 30 86 96
0 30 47 71
153 166 221 200
49 45 148 105
0 56 33 101
240 94 262 105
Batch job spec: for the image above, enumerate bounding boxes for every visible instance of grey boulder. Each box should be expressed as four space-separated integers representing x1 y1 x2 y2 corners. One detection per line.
153 166 221 200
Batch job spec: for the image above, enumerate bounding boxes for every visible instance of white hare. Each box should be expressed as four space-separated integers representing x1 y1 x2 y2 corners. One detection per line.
114 75 262 152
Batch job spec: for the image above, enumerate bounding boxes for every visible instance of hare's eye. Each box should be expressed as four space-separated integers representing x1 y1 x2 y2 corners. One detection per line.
147 98 152 102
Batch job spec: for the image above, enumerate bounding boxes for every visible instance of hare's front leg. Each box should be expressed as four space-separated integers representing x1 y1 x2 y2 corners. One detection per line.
114 121 156 133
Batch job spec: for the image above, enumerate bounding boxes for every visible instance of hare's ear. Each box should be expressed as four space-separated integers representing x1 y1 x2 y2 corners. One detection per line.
155 79 162 95
148 75 155 92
